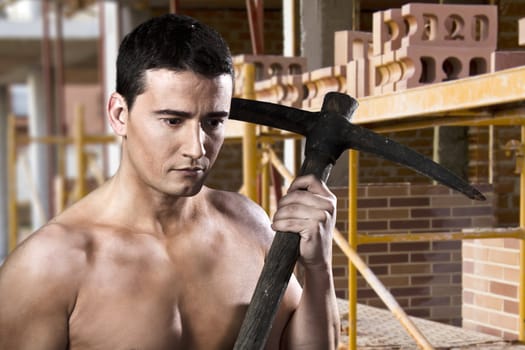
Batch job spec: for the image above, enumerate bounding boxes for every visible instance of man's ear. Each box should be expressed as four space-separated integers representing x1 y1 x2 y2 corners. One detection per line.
108 92 128 136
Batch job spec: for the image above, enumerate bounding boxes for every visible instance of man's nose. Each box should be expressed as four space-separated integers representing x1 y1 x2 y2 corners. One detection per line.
182 123 206 159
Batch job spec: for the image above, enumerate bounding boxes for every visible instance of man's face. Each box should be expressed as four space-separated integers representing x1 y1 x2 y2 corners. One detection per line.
121 69 233 197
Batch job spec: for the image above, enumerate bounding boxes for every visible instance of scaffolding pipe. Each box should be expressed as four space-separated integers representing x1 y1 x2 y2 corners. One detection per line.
7 114 18 252
0 86 8 260
242 63 258 202
246 0 264 55
74 105 87 200
347 149 358 350
518 126 525 342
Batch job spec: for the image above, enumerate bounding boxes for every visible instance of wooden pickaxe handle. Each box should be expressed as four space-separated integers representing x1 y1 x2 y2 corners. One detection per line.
233 93 358 349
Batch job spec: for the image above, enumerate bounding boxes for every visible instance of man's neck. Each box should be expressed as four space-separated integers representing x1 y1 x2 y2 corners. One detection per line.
97 170 207 237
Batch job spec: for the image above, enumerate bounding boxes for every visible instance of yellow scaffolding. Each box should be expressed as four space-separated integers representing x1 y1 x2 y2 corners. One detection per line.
6 61 525 348
229 64 525 349
6 106 116 250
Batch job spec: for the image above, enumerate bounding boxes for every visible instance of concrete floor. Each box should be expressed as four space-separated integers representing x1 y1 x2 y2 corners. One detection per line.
337 300 525 350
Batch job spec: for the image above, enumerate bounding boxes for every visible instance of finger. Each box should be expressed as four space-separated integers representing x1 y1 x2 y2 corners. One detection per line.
272 203 329 222
271 218 321 237
277 190 335 215
287 174 329 195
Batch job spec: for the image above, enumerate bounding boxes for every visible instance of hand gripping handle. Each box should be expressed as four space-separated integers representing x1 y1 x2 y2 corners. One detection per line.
233 93 358 350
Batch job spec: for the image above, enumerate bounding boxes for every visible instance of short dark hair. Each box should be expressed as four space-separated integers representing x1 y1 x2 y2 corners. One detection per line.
116 14 234 110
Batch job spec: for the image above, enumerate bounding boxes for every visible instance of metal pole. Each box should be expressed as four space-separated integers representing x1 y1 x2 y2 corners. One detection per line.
519 125 525 341
169 0 180 13
7 114 18 252
74 105 87 200
242 63 258 202
347 149 358 349
261 148 270 213
246 0 264 55
0 86 8 260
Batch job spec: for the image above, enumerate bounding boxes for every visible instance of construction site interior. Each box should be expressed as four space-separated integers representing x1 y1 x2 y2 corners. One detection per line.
3 0 525 349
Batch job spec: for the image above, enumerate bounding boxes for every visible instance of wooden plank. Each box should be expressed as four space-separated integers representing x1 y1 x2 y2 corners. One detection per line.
352 65 525 125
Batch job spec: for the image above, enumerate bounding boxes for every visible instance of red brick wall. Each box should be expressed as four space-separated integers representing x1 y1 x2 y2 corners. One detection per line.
359 129 435 184
469 125 521 227
463 238 520 339
182 8 283 55
332 182 494 326
358 125 520 229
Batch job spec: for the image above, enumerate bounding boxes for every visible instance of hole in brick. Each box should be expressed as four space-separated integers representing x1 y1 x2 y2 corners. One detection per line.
303 81 316 100
386 62 403 83
400 58 415 80
442 57 462 81
422 14 437 41
288 63 302 75
473 15 489 41
376 65 389 86
386 20 400 41
254 62 264 80
419 56 435 83
469 57 487 76
402 18 410 39
445 15 465 40
268 63 283 76
404 15 417 37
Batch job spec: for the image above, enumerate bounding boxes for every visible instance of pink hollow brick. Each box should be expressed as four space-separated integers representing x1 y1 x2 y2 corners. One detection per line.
373 8 404 57
393 45 492 90
334 30 372 65
334 30 373 98
232 54 307 96
400 3 497 49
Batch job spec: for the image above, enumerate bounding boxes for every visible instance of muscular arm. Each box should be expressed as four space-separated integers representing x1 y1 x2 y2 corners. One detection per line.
272 175 340 349
0 226 83 350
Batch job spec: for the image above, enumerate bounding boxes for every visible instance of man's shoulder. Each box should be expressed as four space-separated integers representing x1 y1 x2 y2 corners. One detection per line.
204 187 274 245
1 221 91 286
206 187 269 221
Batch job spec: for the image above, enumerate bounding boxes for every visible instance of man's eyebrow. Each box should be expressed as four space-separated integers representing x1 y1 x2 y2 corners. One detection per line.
152 109 229 118
152 109 191 117
206 111 230 118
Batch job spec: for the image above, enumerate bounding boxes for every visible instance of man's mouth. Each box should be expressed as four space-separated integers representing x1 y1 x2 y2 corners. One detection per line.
172 166 205 174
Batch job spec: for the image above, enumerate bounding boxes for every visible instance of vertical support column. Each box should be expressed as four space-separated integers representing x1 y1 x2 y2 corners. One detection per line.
101 0 121 177
27 68 50 230
0 85 8 260
74 105 87 201
283 0 297 57
518 126 525 341
7 114 17 252
300 0 354 70
242 63 258 202
347 149 358 350
261 152 270 213
101 1 147 177
282 0 298 184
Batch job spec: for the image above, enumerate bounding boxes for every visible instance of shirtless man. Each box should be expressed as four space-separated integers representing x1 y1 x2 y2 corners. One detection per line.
0 14 340 349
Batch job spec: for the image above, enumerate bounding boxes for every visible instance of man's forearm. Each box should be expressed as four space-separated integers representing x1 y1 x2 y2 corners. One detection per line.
284 265 340 349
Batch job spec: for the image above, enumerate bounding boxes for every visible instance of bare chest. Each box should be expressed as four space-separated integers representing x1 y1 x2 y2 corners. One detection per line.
68 232 265 350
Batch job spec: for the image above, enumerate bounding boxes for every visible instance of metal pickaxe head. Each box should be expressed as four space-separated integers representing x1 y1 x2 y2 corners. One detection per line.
229 92 485 201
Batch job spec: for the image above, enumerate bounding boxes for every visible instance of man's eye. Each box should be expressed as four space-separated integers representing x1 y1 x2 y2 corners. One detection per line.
163 118 182 126
205 119 224 129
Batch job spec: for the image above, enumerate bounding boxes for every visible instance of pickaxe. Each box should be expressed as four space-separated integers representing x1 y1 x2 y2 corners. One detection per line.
228 92 485 349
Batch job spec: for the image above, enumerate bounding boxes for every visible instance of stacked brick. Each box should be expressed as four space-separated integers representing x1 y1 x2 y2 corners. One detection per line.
371 3 497 94
232 54 306 107
463 238 520 339
334 31 373 98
